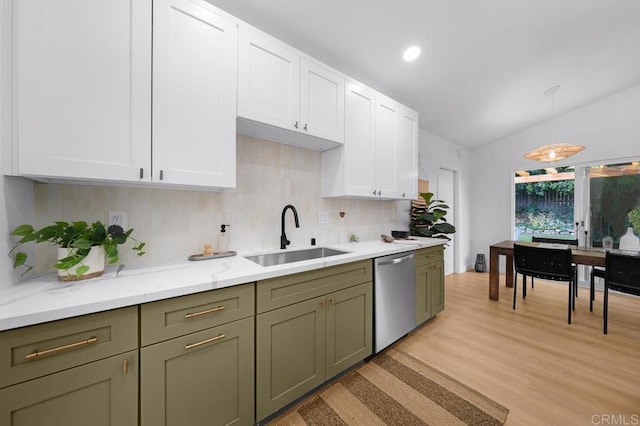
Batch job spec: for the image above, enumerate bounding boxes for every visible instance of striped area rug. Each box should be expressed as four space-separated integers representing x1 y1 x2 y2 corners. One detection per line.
270 348 508 426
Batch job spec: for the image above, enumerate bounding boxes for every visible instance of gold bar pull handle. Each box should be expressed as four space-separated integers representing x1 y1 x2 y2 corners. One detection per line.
25 336 98 361
123 358 129 375
184 305 225 319
185 334 225 350
425 253 438 258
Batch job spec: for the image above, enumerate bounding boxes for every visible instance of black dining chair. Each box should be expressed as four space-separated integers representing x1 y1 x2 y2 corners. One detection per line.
530 236 578 293
590 267 606 312
603 251 640 334
513 244 577 324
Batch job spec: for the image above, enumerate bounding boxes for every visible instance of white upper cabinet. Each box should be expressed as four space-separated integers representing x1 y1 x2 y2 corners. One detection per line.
237 29 300 131
323 81 418 200
323 82 375 197
12 0 152 182
10 0 237 189
153 0 237 188
300 59 345 144
396 106 419 200
375 94 400 199
237 26 344 150
344 83 377 197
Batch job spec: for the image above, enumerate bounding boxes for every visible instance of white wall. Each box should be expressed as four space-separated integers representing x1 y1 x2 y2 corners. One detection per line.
418 129 472 272
469 83 640 263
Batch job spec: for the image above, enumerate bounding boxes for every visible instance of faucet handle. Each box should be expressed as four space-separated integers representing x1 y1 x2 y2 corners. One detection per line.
280 233 290 249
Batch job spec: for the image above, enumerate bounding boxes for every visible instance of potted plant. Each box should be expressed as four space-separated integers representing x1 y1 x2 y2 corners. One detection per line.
9 221 146 281
629 205 640 235
410 192 456 240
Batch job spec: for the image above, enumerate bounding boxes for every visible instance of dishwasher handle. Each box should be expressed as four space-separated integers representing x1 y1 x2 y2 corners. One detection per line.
377 252 415 266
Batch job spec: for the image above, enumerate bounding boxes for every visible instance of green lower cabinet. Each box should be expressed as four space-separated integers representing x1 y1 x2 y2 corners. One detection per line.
416 259 445 325
256 282 372 421
430 262 445 316
141 316 254 426
256 296 326 421
326 282 373 378
0 350 138 426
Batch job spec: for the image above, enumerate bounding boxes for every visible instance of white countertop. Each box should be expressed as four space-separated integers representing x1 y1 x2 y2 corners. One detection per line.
0 238 445 331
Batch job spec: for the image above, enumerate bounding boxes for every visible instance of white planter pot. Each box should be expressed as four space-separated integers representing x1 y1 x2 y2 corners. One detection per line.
57 246 106 281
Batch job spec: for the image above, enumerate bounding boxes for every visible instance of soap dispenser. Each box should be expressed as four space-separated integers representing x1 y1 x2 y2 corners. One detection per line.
217 224 230 253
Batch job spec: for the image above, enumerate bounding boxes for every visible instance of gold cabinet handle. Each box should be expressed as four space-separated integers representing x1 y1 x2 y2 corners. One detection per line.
329 296 334 305
321 299 326 310
425 253 438 258
184 305 225 319
25 336 98 361
123 358 129 375
185 334 225 350
428 264 438 270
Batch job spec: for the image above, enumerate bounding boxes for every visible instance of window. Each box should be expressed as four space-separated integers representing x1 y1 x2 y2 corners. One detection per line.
588 162 640 247
514 167 576 242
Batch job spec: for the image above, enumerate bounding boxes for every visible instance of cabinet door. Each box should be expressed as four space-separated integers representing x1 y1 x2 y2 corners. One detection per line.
326 282 372 378
141 317 254 426
256 297 325 421
153 0 237 188
416 263 432 324
429 260 445 316
14 0 151 182
397 106 419 200
300 59 345 143
238 28 300 131
375 94 400 198
343 81 376 197
416 260 445 324
0 350 138 426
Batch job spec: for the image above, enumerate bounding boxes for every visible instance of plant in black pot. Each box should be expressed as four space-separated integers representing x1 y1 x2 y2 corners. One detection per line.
410 192 456 240
9 220 146 281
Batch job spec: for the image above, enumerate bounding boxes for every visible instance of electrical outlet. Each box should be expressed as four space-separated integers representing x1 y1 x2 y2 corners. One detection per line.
108 211 127 229
318 212 328 225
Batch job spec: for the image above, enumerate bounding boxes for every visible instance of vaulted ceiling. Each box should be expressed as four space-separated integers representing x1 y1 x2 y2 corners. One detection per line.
207 0 640 150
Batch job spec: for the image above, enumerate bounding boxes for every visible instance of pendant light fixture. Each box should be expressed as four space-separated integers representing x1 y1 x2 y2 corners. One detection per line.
524 86 585 163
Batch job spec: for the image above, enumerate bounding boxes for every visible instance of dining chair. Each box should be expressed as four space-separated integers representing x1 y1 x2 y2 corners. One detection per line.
603 251 640 334
590 267 606 312
513 244 576 324
530 237 578 295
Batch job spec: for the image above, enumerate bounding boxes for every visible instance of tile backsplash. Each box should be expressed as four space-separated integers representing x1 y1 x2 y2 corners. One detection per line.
31 136 406 273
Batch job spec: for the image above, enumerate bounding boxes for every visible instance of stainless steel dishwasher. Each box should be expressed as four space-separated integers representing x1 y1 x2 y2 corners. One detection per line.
373 250 416 353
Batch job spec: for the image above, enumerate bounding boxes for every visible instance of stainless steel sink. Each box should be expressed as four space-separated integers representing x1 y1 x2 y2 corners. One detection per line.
244 247 348 267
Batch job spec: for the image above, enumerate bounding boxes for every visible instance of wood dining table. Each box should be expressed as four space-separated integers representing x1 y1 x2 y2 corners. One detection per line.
488 240 606 300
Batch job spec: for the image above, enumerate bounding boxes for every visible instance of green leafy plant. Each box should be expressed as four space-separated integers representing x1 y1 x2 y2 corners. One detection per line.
9 221 146 276
410 192 456 240
629 205 640 235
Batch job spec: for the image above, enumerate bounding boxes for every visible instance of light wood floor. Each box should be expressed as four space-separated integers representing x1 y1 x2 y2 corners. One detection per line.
396 272 640 426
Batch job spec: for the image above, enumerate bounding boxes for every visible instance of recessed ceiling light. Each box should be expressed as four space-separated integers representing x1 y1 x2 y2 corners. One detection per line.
403 46 421 62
